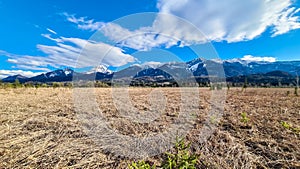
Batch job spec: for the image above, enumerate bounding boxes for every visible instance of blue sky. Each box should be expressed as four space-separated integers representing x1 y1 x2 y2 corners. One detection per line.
0 0 300 78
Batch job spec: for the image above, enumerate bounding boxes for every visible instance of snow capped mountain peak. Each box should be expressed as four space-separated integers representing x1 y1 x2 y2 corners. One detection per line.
64 68 73 75
186 58 204 71
47 70 63 78
86 65 112 74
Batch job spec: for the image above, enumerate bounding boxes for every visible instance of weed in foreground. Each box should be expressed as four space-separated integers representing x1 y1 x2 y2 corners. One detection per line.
128 138 199 169
240 112 250 124
281 121 300 134
128 160 156 169
162 137 199 169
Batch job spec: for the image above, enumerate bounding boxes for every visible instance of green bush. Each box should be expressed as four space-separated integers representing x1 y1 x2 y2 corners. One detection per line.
128 161 156 169
13 79 22 88
162 138 199 169
127 138 199 169
52 82 61 88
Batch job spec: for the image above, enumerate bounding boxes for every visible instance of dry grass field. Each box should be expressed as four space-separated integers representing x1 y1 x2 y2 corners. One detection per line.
0 87 299 168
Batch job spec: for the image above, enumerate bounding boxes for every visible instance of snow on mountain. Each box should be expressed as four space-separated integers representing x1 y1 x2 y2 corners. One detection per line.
132 61 162 69
86 65 112 74
64 68 73 75
189 63 200 71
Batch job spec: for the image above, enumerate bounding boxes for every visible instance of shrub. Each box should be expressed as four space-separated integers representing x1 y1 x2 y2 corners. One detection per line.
128 160 156 169
127 138 199 169
162 138 199 169
52 82 61 88
13 79 22 88
41 83 48 88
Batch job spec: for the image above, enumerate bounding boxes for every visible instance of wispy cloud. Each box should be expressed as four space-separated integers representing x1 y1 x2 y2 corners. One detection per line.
46 28 57 34
1 29 136 72
62 12 104 31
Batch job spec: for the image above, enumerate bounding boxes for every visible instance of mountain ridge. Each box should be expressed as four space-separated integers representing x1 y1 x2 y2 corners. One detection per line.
2 59 300 85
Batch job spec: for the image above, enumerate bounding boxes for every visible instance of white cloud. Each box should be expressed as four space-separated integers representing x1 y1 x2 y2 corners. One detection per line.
241 55 276 62
66 1 300 51
157 0 300 42
46 28 57 34
0 70 44 79
62 1 299 51
100 22 181 51
63 12 104 31
89 0 300 51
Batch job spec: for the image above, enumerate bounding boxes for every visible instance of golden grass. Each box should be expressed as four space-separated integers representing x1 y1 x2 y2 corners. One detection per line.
0 88 299 168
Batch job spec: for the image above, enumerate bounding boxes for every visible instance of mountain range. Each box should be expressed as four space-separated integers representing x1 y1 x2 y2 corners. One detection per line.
2 58 300 86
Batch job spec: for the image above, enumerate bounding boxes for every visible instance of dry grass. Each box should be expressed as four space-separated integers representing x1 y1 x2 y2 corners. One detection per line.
0 87 299 168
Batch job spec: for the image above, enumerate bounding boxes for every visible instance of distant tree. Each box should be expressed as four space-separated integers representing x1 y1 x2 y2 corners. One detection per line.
295 73 299 96
65 82 73 88
52 82 61 88
41 83 48 88
216 83 222 90
95 81 108 88
227 83 230 91
13 79 22 88
0 79 3 88
242 76 248 91
24 82 34 88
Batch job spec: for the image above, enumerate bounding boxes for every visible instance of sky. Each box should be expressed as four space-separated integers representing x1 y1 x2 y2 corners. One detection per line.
0 0 300 78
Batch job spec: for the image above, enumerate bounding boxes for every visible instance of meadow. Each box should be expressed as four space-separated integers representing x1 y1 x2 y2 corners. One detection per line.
0 87 299 168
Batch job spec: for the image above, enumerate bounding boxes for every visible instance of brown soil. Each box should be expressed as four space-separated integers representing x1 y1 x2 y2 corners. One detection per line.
0 88 299 168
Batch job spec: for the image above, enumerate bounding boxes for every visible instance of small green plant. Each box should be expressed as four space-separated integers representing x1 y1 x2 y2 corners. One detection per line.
281 121 299 134
128 160 156 169
291 127 300 134
162 137 199 169
281 121 290 129
240 112 250 123
127 138 200 169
